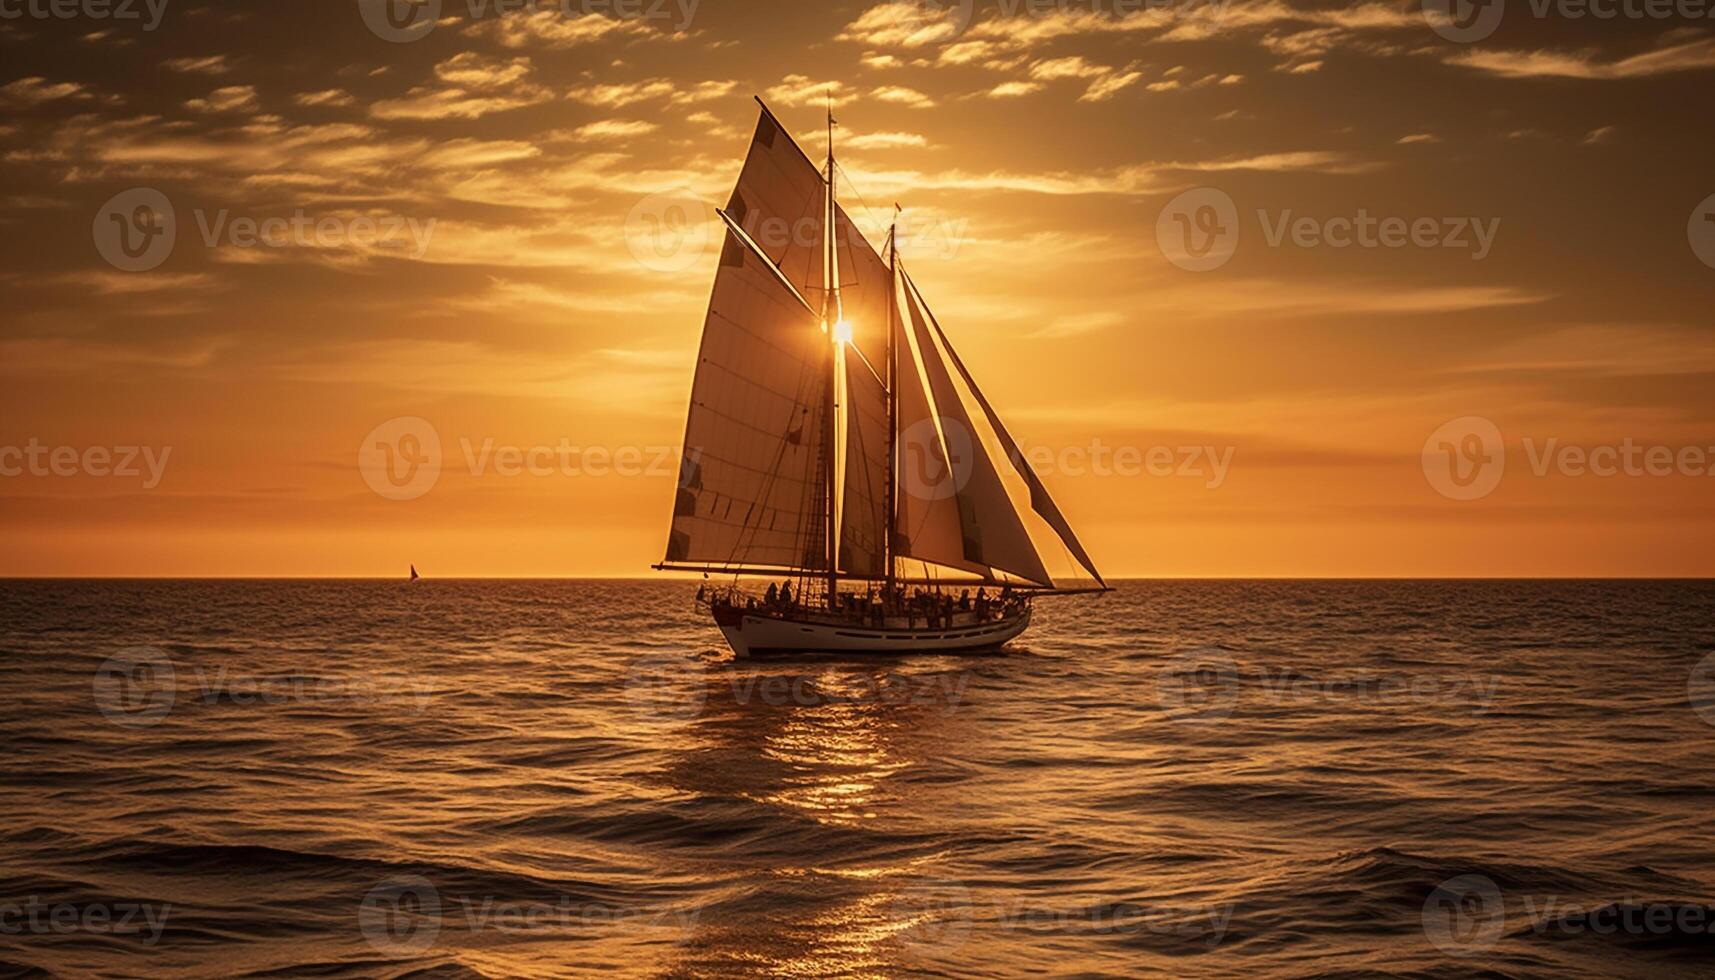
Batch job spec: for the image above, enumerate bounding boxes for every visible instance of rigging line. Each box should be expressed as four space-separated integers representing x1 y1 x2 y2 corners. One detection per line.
831 159 893 253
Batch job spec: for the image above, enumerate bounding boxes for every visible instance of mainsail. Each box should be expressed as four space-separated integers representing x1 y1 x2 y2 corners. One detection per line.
662 100 1103 592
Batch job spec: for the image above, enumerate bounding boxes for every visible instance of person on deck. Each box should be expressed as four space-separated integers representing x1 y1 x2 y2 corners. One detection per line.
780 582 793 609
765 583 778 607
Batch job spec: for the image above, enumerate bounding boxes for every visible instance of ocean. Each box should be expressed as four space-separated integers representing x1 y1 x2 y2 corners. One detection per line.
3 579 1714 979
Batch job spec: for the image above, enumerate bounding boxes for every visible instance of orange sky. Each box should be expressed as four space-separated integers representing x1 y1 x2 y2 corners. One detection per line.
2 0 1714 577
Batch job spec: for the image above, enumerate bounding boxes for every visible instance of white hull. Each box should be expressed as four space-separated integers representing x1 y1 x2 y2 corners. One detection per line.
715 609 1030 657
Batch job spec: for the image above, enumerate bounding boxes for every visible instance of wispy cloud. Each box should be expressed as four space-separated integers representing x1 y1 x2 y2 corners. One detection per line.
163 55 231 75
1447 35 1715 79
185 85 258 114
370 53 553 120
1 77 89 104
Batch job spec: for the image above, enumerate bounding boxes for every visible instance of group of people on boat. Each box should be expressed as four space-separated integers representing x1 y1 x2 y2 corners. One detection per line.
697 580 1023 628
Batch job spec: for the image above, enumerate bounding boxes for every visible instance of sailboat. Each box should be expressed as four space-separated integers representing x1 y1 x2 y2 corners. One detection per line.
654 98 1106 657
410 564 419 581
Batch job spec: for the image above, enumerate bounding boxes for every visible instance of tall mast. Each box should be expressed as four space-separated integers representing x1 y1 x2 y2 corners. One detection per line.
884 206 899 598
820 93 842 604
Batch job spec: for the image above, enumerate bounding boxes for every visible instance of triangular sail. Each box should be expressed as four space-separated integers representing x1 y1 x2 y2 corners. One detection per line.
894 271 1053 586
913 279 1107 588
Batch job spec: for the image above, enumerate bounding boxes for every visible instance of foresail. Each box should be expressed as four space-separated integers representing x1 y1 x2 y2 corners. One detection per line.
664 227 829 571
895 272 1053 586
834 204 891 578
724 105 826 311
917 284 1107 588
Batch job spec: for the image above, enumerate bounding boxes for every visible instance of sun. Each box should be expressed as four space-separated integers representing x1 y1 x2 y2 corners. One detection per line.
832 319 853 345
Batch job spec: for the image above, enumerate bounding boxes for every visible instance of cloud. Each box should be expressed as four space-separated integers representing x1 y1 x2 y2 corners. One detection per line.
186 86 259 114
1082 71 1143 100
1030 311 1125 338
50 271 217 295
1581 125 1617 145
573 119 659 140
1447 35 1715 79
837 2 970 48
842 131 928 149
370 54 553 120
838 149 1373 198
463 8 670 47
872 85 935 108
983 81 1043 98
1149 279 1551 318
1027 56 1143 101
766 75 854 108
295 89 356 108
1 77 88 104
570 77 736 108
1396 133 1437 144
164 55 231 74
